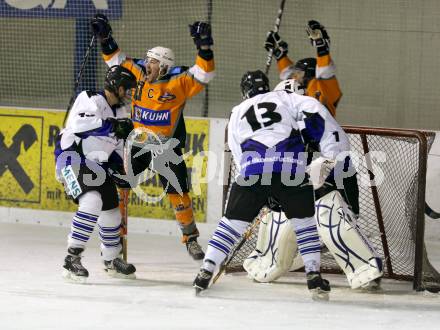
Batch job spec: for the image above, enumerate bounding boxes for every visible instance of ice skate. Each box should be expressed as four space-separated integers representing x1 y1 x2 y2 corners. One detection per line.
62 247 89 284
360 277 382 292
193 268 213 295
104 257 136 279
186 236 205 260
307 271 331 301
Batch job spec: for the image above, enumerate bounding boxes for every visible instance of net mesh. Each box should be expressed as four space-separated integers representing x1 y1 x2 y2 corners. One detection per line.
223 127 440 292
1 1 440 129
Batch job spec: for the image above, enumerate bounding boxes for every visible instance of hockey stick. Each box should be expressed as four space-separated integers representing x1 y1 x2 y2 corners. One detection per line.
264 0 287 75
425 202 440 219
118 188 130 261
62 35 96 127
212 211 268 284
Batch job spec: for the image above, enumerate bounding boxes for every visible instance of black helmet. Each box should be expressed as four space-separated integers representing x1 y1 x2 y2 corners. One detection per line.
293 57 316 87
240 70 270 99
104 65 137 94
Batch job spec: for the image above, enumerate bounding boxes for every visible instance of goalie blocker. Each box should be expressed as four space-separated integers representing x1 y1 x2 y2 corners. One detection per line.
245 190 383 289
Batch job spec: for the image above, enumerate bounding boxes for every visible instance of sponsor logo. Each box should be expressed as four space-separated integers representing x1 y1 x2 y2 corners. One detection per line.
5 0 109 10
132 106 171 126
158 91 176 102
62 165 82 199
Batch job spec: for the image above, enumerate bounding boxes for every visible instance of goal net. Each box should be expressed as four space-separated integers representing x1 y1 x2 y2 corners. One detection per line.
223 126 440 292
1 1 440 130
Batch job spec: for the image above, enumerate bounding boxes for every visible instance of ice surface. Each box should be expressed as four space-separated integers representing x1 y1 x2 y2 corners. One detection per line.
0 222 439 330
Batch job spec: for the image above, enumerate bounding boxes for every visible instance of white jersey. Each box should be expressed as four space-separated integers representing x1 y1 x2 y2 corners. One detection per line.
228 90 349 177
58 91 128 165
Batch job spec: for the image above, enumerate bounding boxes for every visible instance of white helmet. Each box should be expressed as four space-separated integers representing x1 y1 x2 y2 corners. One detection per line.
273 79 305 95
146 46 175 76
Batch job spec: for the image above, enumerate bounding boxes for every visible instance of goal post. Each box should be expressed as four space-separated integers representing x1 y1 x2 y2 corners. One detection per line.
222 125 440 292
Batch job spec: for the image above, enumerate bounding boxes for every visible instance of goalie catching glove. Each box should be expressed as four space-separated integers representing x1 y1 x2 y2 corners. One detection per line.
307 156 336 190
305 20 330 56
264 31 288 60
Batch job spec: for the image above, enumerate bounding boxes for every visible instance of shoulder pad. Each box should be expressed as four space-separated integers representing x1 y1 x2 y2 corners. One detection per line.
169 66 189 76
85 90 104 98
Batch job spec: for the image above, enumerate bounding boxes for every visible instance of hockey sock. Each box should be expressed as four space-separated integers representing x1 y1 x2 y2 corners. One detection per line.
68 191 102 249
98 207 122 261
291 217 321 273
205 217 248 269
168 193 195 224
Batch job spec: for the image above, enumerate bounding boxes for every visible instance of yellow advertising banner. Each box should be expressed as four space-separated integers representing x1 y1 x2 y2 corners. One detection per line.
0 108 208 222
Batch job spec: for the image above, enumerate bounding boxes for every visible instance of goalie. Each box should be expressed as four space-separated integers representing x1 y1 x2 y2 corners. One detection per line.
244 79 383 290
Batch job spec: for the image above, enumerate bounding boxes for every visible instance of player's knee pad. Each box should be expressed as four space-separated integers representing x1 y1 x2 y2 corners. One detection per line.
98 207 122 260
244 211 298 282
78 191 103 215
168 193 194 226
315 190 383 289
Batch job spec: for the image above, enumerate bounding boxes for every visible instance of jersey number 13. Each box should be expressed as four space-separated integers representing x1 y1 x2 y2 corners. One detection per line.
241 102 281 131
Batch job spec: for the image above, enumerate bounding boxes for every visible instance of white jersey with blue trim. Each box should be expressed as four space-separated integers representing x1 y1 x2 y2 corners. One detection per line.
60 90 128 163
228 90 349 178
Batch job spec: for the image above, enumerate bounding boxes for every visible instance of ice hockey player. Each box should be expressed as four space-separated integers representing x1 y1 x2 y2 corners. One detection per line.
193 70 352 300
264 20 342 117
90 14 215 260
55 65 137 283
243 79 383 290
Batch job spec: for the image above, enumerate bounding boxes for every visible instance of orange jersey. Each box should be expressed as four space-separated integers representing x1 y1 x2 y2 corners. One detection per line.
102 49 215 142
277 54 341 117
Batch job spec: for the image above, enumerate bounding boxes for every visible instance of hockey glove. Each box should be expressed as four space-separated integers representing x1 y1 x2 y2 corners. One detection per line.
189 21 213 49
106 118 134 140
307 156 336 190
264 31 288 60
107 163 131 189
91 13 112 40
306 20 330 56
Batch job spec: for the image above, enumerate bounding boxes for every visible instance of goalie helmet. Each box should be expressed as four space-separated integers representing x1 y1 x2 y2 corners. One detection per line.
104 65 137 95
273 79 305 95
146 46 175 76
292 57 316 88
240 70 270 99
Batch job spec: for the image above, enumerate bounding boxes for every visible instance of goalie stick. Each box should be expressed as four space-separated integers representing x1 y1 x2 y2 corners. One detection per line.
425 202 440 219
264 0 287 75
62 35 96 127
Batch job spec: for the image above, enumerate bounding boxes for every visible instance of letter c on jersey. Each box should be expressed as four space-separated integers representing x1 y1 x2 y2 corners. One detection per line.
148 88 154 98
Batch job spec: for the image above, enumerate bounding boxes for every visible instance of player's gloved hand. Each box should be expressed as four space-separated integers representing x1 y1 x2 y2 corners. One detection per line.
305 20 330 56
90 13 112 40
264 31 288 60
106 118 134 140
107 163 131 189
189 21 213 49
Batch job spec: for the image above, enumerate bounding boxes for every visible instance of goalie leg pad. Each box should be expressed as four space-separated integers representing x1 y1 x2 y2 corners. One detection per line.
243 211 298 282
315 191 383 289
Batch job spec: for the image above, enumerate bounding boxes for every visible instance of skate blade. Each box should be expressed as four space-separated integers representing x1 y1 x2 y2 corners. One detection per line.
105 269 136 280
310 289 330 301
62 269 87 284
194 287 204 296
